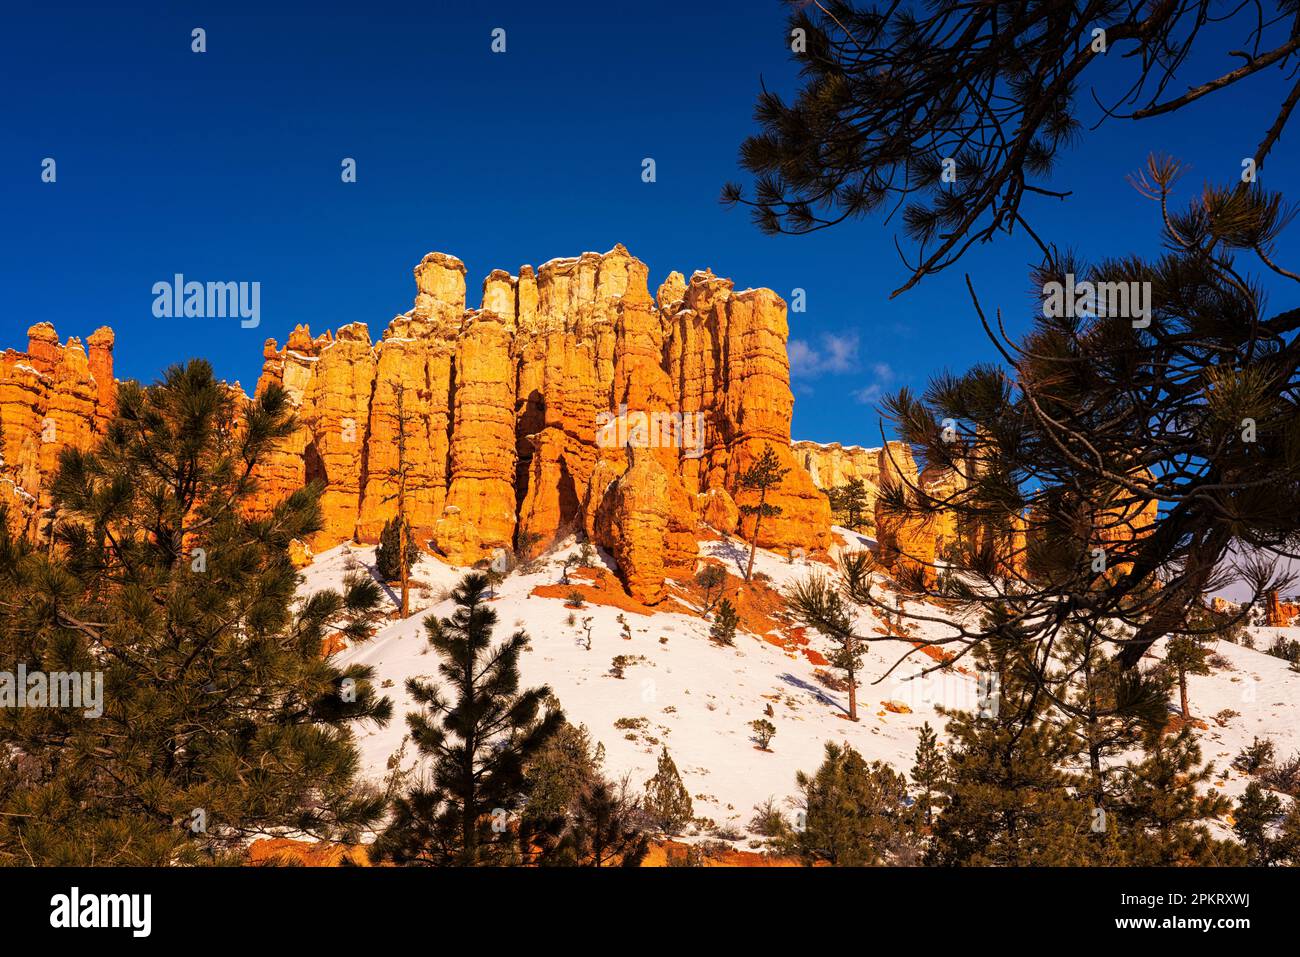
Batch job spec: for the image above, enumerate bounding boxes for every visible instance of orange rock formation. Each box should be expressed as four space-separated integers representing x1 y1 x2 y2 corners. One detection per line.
802 438 1033 584
873 442 938 587
249 246 835 600
794 440 882 535
242 246 836 593
0 246 835 605
1266 589 1299 627
0 324 116 537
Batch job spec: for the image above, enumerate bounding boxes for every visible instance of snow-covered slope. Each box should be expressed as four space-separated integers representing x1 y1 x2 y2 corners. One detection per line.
300 532 1300 843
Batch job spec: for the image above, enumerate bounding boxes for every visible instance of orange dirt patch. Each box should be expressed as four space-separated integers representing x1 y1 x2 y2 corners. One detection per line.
533 558 817 659
530 567 660 617
321 634 349 658
248 838 370 867
321 624 377 659
908 641 975 676
642 840 806 867
1164 714 1210 734
546 556 802 642
875 616 954 665
913 641 955 664
832 530 874 552
802 646 829 666
670 559 798 641
881 700 913 714
805 549 839 570
763 627 827 665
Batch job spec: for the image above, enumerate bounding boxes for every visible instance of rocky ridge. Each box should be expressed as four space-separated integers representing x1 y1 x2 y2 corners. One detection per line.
247 245 832 602
0 323 116 538
0 246 840 604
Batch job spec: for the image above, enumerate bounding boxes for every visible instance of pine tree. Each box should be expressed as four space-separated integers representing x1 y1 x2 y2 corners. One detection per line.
386 380 416 616
830 478 870 529
523 719 602 826
374 572 563 865
709 598 739 646
1057 623 1166 814
750 718 776 750
1234 782 1284 866
376 515 419 584
1161 634 1213 721
695 563 726 612
910 722 945 829
1233 737 1276 774
825 484 844 521
1108 727 1245 865
556 779 650 867
787 574 866 720
928 628 1095 866
738 444 789 582
1275 804 1300 865
789 741 917 866
518 718 604 864
791 173 1300 691
726 3 1300 297
0 361 392 865
643 746 693 835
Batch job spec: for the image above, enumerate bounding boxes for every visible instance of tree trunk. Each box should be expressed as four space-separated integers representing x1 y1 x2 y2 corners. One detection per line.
1179 668 1190 720
1117 525 1230 668
462 654 477 865
1085 664 1104 807
846 645 858 721
398 516 409 618
395 383 411 618
744 489 766 582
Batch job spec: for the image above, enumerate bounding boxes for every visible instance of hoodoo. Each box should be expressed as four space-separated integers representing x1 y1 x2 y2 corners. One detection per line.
0 245 834 604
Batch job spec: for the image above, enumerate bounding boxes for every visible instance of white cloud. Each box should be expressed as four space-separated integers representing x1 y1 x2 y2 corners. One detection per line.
853 363 897 405
788 339 819 376
788 331 860 377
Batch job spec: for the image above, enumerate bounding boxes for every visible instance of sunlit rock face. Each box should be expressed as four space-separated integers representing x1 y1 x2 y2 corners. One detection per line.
247 245 833 600
0 246 834 602
0 323 116 537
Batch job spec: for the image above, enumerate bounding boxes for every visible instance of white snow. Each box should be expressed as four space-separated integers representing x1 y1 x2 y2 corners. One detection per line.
300 531 1300 844
792 440 880 454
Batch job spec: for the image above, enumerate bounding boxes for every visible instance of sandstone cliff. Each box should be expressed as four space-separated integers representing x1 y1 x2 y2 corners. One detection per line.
797 436 1043 585
794 440 882 535
248 245 831 601
1266 589 1299 627
0 324 116 538
874 441 938 587
0 247 839 604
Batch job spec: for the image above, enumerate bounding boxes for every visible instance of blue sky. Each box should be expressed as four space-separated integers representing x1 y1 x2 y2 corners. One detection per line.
3 0 1298 448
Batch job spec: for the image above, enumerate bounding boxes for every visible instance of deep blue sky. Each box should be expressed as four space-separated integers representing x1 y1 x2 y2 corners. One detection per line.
4 0 1299 448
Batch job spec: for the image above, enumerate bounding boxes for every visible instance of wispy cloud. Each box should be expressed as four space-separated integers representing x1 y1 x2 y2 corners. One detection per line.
853 363 897 405
789 331 860 377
